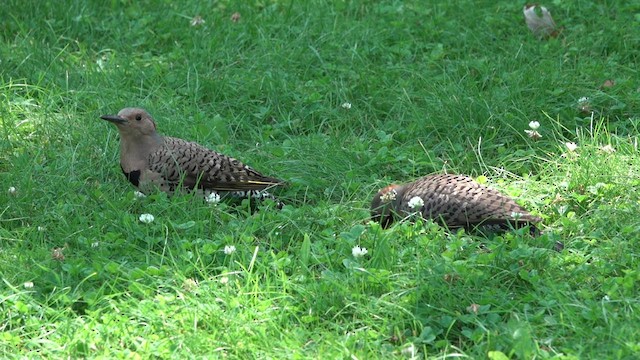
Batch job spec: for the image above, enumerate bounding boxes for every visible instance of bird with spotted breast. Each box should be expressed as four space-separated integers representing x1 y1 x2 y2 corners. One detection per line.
101 107 284 205
371 173 541 232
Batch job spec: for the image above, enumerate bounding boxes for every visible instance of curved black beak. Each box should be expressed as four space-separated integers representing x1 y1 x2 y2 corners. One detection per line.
100 114 127 124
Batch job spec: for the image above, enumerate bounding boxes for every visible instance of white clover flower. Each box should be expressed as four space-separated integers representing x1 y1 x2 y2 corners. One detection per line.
223 245 236 255
380 189 397 202
133 191 146 199
524 129 542 140
528 121 540 130
565 142 578 152
341 102 352 109
219 276 229 284
206 192 221 204
23 281 34 289
599 144 616 154
401 344 417 358
182 278 199 292
139 213 155 224
577 97 592 114
352 245 368 258
466 303 481 314
8 186 16 195
407 196 424 210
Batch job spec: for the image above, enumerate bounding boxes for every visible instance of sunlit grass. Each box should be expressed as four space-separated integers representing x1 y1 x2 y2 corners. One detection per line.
1 0 639 358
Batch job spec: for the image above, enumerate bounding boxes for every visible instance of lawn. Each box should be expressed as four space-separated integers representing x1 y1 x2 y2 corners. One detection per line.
1 0 640 358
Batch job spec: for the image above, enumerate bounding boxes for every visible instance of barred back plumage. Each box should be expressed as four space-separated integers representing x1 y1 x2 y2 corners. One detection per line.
101 108 283 204
371 174 541 231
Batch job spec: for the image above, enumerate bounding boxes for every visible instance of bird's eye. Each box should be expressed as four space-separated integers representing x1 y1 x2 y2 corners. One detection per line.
135 115 142 121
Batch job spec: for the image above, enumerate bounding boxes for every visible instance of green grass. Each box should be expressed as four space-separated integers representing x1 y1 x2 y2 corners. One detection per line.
1 0 640 358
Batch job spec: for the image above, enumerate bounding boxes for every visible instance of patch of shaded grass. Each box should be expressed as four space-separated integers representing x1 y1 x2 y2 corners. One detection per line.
1 0 640 358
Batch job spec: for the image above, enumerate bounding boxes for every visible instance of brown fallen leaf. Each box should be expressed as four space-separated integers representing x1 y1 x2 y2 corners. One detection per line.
601 79 615 89
525 129 542 141
231 12 241 23
190 15 205 27
443 273 461 283
551 193 564 204
52 247 66 261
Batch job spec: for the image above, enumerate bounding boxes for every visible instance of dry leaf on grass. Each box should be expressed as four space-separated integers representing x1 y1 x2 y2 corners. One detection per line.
601 79 615 89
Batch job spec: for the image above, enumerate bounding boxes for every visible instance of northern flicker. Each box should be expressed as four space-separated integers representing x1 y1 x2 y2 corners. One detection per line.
101 107 284 204
371 174 541 231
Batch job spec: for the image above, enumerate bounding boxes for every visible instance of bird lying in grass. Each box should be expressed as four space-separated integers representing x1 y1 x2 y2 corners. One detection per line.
371 173 541 234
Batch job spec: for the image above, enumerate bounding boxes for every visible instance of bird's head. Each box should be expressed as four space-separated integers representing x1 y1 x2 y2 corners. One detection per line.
370 184 402 229
101 108 158 137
